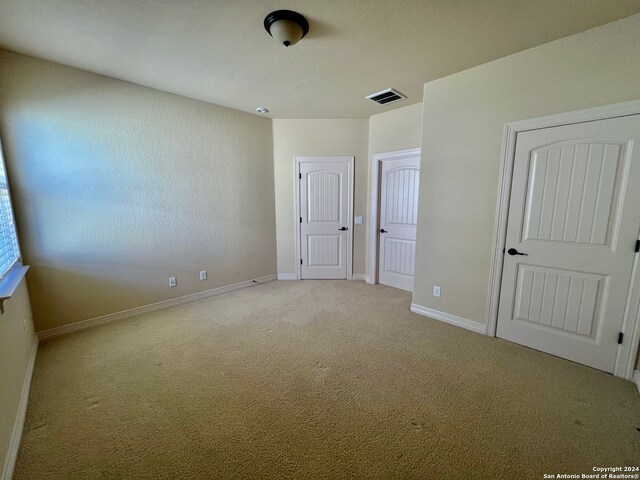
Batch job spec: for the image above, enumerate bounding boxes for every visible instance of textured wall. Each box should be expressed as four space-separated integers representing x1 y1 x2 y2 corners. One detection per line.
413 14 640 334
0 281 35 476
367 104 423 279
0 50 276 331
272 120 369 276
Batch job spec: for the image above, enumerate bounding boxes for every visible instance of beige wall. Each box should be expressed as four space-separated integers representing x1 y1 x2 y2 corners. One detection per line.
0 50 277 332
0 281 36 476
368 103 423 157
367 103 423 278
272 120 369 276
413 13 640 336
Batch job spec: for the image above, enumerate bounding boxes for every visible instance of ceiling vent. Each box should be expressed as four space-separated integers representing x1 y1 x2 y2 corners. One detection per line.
366 88 406 106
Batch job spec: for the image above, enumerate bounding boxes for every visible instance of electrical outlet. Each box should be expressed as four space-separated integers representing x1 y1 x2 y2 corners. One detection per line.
355 216 363 225
169 276 177 287
433 285 441 297
199 270 207 281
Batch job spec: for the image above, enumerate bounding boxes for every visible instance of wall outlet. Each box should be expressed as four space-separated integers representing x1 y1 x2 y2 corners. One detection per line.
433 285 441 297
355 216 363 225
169 276 177 287
199 270 207 281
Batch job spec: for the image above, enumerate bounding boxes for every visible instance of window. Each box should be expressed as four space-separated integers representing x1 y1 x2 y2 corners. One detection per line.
0 141 20 278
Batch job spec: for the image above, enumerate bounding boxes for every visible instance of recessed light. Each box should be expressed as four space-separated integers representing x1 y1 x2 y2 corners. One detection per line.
256 107 269 114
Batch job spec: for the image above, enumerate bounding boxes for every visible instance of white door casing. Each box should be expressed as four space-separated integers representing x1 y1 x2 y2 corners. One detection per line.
378 156 420 291
496 115 640 373
297 157 353 280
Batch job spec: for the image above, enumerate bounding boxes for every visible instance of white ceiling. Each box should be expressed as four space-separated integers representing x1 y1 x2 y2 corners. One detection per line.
1 1 639 119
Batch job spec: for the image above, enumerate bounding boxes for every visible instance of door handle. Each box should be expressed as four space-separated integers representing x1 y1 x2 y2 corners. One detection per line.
380 229 388 233
339 227 348 231
507 248 528 256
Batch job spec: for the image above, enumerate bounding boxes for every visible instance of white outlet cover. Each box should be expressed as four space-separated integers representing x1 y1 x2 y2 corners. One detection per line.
355 216 363 225
169 276 177 287
433 285 441 297
200 270 207 280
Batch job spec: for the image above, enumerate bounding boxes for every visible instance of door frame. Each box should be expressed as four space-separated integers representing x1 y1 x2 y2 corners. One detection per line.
367 148 421 285
486 99 640 380
294 156 354 281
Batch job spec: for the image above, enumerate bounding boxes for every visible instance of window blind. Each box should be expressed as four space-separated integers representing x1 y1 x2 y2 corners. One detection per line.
0 144 20 278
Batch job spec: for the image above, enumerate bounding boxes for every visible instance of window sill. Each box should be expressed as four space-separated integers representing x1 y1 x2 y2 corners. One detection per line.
0 265 29 313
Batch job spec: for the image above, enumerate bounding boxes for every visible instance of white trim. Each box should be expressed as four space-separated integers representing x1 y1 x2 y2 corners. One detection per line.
37 274 277 341
294 156 354 281
505 100 640 132
633 370 640 395
368 148 421 285
621 269 640 382
277 273 298 281
1 335 38 480
411 303 485 334
485 122 517 338
352 274 367 281
0 265 29 314
485 99 640 380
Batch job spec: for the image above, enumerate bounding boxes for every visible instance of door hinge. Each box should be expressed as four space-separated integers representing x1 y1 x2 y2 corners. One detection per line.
300 217 302 223
618 332 624 344
299 173 302 180
635 239 640 253
300 259 303 265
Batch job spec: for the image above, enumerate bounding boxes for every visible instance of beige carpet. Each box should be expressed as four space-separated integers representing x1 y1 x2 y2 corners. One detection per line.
15 280 640 479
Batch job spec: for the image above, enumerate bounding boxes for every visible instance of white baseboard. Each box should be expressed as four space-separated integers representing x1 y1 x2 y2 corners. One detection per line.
277 273 298 281
410 303 485 334
278 273 370 281
633 370 640 395
37 274 277 341
1 335 38 480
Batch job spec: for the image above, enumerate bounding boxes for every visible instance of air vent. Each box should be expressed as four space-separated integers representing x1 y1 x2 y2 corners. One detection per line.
366 88 406 106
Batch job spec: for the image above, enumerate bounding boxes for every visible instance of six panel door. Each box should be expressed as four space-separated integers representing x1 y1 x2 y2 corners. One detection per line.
497 115 640 372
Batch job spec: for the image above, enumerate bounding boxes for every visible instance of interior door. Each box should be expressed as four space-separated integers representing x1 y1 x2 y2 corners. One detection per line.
378 155 420 291
497 115 640 373
300 159 351 279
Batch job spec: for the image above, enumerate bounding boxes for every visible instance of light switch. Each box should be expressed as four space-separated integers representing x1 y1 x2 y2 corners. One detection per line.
355 216 363 225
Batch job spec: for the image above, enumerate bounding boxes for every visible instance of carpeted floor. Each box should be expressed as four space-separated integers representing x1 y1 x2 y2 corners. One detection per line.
14 280 640 479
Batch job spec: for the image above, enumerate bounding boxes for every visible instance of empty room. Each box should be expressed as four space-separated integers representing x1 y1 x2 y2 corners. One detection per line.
1 1 640 478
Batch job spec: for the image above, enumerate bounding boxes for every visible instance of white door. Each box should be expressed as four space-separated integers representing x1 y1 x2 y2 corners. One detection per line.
378 155 420 291
299 159 352 279
497 115 640 373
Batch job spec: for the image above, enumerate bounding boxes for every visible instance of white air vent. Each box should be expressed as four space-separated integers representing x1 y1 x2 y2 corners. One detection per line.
366 88 406 106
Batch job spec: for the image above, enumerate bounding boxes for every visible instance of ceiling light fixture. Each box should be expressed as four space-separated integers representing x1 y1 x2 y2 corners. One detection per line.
263 10 309 47
256 107 269 114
